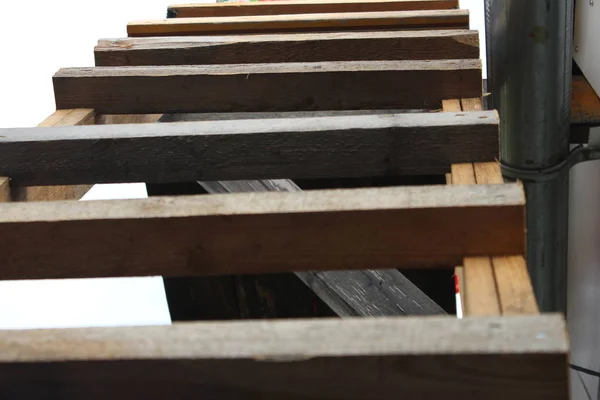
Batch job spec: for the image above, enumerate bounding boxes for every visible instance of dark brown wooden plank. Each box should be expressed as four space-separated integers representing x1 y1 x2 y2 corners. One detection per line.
168 0 460 18
54 60 482 114
0 184 524 280
0 315 568 400
0 111 498 186
128 10 470 37
95 30 479 66
11 109 95 202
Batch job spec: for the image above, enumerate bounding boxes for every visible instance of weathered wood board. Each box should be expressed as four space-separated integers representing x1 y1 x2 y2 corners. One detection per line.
0 111 497 185
0 315 568 399
0 184 525 280
95 30 479 66
54 60 482 114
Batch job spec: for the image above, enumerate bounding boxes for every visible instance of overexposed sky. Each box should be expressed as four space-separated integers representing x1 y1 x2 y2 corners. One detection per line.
0 0 484 329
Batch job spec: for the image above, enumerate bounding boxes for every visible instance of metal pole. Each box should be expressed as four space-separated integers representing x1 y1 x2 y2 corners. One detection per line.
484 1 574 312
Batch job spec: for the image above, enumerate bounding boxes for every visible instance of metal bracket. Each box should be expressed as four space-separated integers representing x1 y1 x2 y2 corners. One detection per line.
501 145 600 182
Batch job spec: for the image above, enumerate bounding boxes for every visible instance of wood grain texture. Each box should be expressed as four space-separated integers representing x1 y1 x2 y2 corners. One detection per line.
54 60 482 114
0 178 9 202
474 162 503 184
460 97 483 111
463 256 501 316
450 163 476 185
168 0 460 18
95 30 479 66
198 180 445 316
492 256 539 315
451 161 501 316
572 75 600 125
473 161 537 315
0 111 499 186
128 10 470 37
0 315 567 399
0 184 525 280
11 109 95 202
442 99 461 112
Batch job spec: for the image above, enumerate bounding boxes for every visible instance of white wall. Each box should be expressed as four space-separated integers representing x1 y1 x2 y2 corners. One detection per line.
0 0 186 329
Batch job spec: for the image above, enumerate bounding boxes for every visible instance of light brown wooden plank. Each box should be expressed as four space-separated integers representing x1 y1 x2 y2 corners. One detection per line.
168 0 460 18
452 158 502 316
450 163 476 185
460 97 483 111
442 99 461 112
38 109 73 126
445 173 452 184
54 60 482 114
0 178 10 202
11 109 96 202
128 10 470 37
492 256 539 315
463 256 501 316
0 111 499 186
0 184 525 280
449 161 476 314
95 30 479 66
0 315 567 399
474 162 503 184
473 160 537 315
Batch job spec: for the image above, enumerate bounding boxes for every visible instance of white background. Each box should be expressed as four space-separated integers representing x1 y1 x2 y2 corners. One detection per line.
0 1 483 329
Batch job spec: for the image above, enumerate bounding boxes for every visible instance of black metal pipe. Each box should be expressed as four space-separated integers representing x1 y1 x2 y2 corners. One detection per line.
485 1 574 312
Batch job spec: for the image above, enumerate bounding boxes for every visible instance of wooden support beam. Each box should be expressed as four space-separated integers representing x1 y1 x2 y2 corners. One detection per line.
198 180 445 316
167 0 461 18
0 111 498 186
95 30 479 66
0 178 10 202
453 162 537 316
460 97 483 111
127 10 470 37
54 60 482 114
11 109 95 202
474 161 539 315
441 99 461 112
462 256 501 316
0 184 524 280
0 315 568 399
492 255 539 315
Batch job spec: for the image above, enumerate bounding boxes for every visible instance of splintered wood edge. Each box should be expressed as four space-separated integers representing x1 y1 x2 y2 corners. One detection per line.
463 256 501 316
492 256 539 315
0 315 567 363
